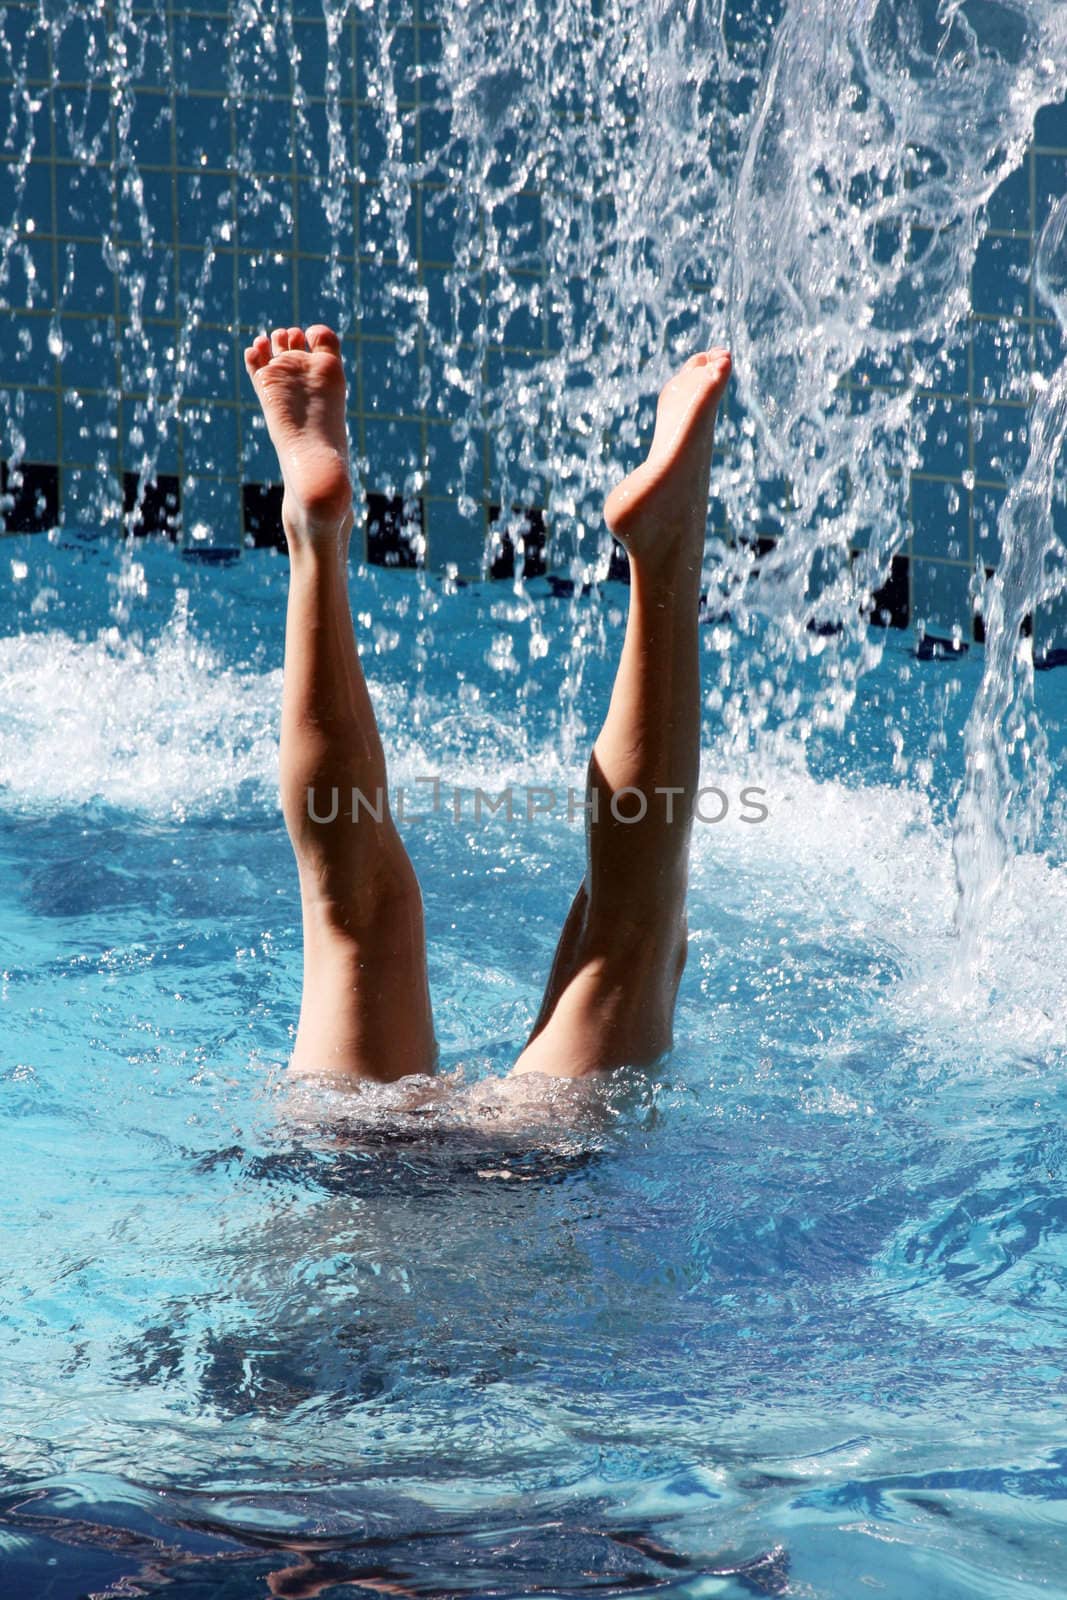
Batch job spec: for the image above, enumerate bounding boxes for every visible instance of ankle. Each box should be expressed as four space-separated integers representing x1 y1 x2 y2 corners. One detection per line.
628 545 704 604
281 475 352 545
283 508 352 560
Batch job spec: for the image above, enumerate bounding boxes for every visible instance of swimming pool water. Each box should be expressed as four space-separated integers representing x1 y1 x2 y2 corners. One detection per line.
2 531 1067 1598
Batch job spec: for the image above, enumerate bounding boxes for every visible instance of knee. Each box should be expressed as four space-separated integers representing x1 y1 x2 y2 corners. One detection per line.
302 842 425 948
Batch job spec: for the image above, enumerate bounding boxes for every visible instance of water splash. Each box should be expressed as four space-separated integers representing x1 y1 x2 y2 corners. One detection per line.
952 196 1067 958
725 0 1067 742
2 0 1067 940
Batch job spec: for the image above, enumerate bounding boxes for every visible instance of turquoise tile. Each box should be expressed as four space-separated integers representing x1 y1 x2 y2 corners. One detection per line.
296 178 356 259
912 332 968 399
173 14 230 95
292 19 332 98
0 313 49 385
362 415 423 498
62 387 119 467
56 159 112 232
426 418 482 498
911 556 972 638
297 255 358 333
57 239 116 313
181 402 238 478
184 327 236 401
53 88 111 164
911 474 968 560
178 244 235 322
237 95 292 173
60 316 119 390
421 185 459 265
1035 99 1067 149
54 12 108 85
971 231 1030 318
240 407 277 480
0 6 50 83
1035 317 1065 377
116 168 175 252
127 92 173 168
13 387 58 461
62 463 122 529
426 500 486 577
175 94 231 171
120 318 180 395
912 394 969 479
360 333 421 417
181 472 241 544
122 400 179 474
421 265 483 343
972 404 1029 484
971 317 1031 404
236 250 296 331
179 170 233 241
1 161 52 235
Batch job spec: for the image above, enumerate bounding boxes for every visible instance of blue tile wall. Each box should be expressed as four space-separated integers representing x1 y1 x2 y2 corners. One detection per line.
0 0 1064 614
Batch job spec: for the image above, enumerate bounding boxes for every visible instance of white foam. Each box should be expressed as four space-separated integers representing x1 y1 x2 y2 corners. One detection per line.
0 618 281 817
690 758 1067 1065
3 612 1065 1064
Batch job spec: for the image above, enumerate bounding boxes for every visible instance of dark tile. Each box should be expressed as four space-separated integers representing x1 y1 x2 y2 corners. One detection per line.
180 545 242 566
122 469 180 536
916 632 969 661
733 533 776 579
242 481 285 550
488 504 547 580
366 491 422 568
607 539 630 583
866 552 910 629
0 460 59 532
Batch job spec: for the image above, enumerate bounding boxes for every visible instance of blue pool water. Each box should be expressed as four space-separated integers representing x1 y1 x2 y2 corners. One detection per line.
2 532 1067 1597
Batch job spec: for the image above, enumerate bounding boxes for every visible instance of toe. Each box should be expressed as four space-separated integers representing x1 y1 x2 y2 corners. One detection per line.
287 326 306 351
306 324 342 355
684 347 730 377
244 335 271 378
270 327 290 356
706 347 732 386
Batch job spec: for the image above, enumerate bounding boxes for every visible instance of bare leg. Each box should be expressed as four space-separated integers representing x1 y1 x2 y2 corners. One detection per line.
511 348 731 1080
245 324 435 1082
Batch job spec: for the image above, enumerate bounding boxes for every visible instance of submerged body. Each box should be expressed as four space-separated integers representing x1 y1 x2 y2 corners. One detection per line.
244 323 731 1082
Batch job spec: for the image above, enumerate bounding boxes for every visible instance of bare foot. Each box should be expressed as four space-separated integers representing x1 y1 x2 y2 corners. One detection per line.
604 348 731 568
244 324 352 543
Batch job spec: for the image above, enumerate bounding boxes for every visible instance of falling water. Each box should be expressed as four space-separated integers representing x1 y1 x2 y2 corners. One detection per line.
1 0 1067 935
952 194 1067 956
725 0 1067 732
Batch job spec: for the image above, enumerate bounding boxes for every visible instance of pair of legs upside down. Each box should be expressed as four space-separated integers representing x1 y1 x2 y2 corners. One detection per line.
244 324 731 1083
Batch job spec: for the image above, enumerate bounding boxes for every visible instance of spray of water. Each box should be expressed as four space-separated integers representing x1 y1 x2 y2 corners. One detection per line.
952 196 1067 959
725 0 1067 745
1 0 1066 939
